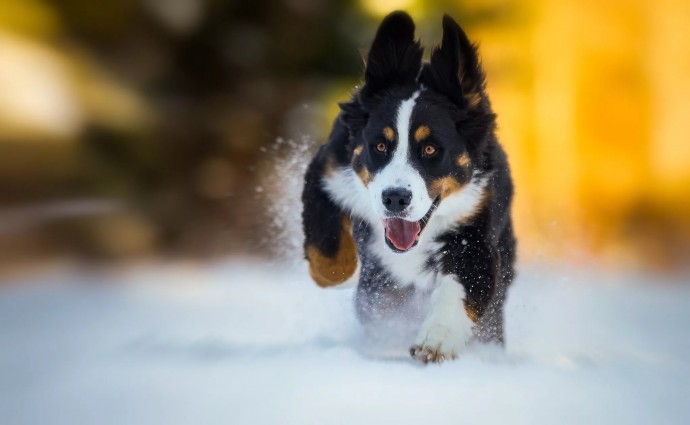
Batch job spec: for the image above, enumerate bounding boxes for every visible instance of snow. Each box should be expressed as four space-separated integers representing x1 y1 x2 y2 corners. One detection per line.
0 260 689 424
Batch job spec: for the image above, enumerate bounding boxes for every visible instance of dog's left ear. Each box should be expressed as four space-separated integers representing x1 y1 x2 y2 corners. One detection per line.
420 15 486 111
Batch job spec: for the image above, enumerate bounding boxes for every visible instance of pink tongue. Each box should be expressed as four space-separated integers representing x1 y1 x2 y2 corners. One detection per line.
384 218 421 251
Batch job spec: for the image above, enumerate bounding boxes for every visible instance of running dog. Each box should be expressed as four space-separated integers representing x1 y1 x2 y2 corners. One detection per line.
302 11 516 363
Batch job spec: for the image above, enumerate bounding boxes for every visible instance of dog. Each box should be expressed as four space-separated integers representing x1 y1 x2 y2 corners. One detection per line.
301 11 516 364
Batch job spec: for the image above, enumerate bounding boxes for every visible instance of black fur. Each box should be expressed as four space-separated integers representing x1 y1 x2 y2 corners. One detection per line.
302 11 516 347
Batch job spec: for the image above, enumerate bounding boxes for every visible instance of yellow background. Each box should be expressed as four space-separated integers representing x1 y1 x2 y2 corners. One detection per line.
0 0 689 273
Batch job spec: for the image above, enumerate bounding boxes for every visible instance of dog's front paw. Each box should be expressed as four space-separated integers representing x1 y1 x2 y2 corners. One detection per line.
410 324 467 364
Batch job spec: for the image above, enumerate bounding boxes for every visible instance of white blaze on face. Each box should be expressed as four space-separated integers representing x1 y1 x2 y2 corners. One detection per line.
368 91 434 221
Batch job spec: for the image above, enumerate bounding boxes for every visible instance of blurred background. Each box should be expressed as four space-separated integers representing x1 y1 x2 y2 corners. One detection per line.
1 0 689 277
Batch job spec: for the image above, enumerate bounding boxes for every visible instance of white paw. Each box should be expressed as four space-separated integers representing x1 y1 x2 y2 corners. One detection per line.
410 322 470 364
409 276 474 364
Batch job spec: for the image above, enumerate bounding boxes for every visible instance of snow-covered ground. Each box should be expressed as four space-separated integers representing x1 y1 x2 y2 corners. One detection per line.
0 260 688 425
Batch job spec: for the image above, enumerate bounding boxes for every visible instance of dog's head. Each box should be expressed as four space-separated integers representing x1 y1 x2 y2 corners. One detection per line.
340 12 495 253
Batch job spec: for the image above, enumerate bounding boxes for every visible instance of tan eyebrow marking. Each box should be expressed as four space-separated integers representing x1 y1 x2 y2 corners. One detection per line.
353 145 363 156
457 152 470 167
414 125 431 142
383 127 395 141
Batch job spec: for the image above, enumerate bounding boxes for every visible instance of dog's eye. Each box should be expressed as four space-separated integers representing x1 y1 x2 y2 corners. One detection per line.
375 142 387 153
423 145 437 157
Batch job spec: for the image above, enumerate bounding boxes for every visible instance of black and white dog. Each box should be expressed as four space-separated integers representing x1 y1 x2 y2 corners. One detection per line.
302 11 516 363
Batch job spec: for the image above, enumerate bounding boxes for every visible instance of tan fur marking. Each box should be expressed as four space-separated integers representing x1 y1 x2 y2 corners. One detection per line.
324 154 335 178
414 125 431 142
306 216 357 287
464 304 479 323
383 127 395 141
353 145 363 156
429 176 464 200
465 92 482 109
457 152 470 167
356 166 371 187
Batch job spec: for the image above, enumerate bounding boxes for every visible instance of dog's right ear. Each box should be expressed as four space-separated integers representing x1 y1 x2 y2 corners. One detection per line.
361 11 424 99
340 11 423 135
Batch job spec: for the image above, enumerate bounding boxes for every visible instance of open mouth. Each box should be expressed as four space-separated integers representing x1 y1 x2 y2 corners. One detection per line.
383 198 439 253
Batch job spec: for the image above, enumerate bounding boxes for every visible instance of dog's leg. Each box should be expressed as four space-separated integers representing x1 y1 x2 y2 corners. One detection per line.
474 221 516 343
302 145 358 287
410 275 474 364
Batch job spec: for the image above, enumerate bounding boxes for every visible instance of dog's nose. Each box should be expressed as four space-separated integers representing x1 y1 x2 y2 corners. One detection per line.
382 188 412 213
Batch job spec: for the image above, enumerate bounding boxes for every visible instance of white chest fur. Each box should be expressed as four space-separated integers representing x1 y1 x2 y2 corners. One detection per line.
323 167 435 290
323 166 489 291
